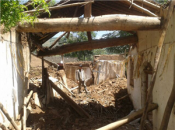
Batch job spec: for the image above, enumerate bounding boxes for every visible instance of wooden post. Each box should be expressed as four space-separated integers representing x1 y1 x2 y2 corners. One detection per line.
159 55 175 130
84 0 92 41
96 103 158 130
50 80 90 118
42 57 44 89
139 1 175 130
0 103 20 130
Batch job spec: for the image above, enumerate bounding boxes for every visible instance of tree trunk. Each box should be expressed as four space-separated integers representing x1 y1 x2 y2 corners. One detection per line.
17 14 161 32
38 35 138 56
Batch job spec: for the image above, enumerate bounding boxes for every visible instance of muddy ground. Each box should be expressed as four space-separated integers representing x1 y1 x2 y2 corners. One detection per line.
27 56 139 130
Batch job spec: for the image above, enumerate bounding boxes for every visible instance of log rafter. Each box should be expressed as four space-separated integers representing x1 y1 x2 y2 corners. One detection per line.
37 35 138 57
17 14 161 33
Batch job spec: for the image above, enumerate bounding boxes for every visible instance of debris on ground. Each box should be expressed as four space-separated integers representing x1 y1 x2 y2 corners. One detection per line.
27 60 139 130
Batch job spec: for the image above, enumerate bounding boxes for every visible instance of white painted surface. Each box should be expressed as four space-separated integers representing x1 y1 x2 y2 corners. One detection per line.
0 30 30 126
127 10 175 130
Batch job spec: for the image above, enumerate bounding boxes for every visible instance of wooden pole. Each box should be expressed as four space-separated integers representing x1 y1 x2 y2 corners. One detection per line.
17 14 161 32
50 80 90 118
42 57 45 89
137 0 160 11
24 1 94 13
22 97 26 130
49 32 67 49
159 55 175 130
96 103 158 130
57 80 74 96
37 35 138 56
84 0 92 41
22 90 33 130
139 1 175 130
0 103 20 130
122 0 157 16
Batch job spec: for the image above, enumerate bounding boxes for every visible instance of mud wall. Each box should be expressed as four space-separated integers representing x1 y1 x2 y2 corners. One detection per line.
127 11 175 130
0 29 30 126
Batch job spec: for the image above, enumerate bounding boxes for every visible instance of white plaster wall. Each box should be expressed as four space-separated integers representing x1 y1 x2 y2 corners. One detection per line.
0 29 30 126
127 10 175 130
127 47 142 109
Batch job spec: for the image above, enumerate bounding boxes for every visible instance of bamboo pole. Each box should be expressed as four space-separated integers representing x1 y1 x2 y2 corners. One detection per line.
0 103 20 130
50 80 90 118
96 103 158 130
139 1 175 130
159 55 175 130
17 14 161 32
24 1 94 13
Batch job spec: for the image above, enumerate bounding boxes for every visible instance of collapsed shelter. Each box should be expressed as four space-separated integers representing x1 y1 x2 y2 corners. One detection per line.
0 0 175 130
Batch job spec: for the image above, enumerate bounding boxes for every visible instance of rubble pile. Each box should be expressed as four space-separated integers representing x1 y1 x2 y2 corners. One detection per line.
27 66 137 130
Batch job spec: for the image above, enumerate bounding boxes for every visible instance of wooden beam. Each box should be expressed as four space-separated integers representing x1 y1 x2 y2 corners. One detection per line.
97 103 158 130
50 80 90 118
24 1 94 13
122 0 157 16
140 1 175 130
37 35 138 56
17 14 161 32
159 55 175 130
49 32 67 49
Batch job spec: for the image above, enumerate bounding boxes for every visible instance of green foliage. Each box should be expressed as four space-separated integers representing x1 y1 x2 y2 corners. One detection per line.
59 32 97 61
1 0 50 33
48 0 56 7
102 31 132 54
93 49 107 55
155 0 168 4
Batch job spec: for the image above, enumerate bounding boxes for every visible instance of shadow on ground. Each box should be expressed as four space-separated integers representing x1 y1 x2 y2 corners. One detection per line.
27 86 134 130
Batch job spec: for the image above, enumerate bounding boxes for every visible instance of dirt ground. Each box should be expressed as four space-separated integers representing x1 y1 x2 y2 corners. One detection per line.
27 57 139 130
